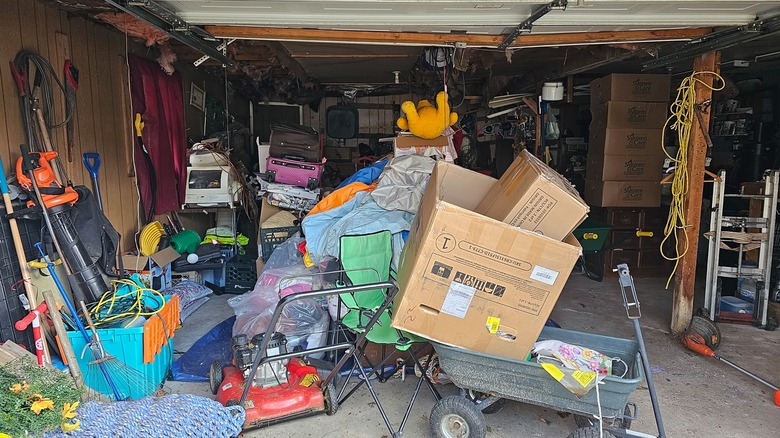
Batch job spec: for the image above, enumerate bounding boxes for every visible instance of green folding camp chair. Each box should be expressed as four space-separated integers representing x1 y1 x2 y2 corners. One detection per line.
332 230 440 437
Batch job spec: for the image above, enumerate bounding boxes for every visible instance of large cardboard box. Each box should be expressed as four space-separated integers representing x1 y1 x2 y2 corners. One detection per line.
590 101 668 130
392 134 455 162
590 74 671 105
588 117 665 156
586 153 664 181
584 179 661 207
393 162 582 361
475 150 589 241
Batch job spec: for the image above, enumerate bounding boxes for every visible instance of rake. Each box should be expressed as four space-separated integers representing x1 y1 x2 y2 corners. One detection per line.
78 301 166 401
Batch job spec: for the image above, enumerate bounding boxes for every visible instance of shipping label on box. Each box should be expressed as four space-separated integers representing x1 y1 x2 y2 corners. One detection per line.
586 154 664 181
584 180 661 207
591 101 668 130
393 162 581 361
590 73 671 105
475 150 588 241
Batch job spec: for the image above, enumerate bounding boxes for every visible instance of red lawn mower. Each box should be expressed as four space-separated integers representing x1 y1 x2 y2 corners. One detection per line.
210 332 338 428
209 282 394 430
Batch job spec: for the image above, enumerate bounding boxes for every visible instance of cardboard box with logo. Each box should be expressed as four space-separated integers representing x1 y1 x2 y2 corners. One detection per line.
590 101 668 130
391 134 456 162
588 117 665 156
584 180 661 207
590 74 671 106
392 162 582 361
475 150 589 241
586 153 664 181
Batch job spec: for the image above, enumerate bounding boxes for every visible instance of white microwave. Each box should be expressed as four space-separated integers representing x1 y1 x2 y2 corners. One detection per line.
184 166 238 207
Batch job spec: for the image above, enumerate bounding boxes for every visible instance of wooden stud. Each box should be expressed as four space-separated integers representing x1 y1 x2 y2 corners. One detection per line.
205 26 713 48
671 51 721 335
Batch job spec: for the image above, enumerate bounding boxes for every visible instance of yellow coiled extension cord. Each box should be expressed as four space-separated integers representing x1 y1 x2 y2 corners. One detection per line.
661 71 724 288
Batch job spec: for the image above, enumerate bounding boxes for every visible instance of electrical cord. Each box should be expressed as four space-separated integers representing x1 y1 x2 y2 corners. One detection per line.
13 51 75 130
88 278 166 328
660 71 724 288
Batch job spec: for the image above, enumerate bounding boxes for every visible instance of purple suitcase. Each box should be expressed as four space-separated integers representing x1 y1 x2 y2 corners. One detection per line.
266 156 323 190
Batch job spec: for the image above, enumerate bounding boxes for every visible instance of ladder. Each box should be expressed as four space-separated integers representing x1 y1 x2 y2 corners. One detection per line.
704 169 779 328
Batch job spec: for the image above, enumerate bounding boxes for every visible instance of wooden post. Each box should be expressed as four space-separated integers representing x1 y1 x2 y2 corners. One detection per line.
671 51 721 334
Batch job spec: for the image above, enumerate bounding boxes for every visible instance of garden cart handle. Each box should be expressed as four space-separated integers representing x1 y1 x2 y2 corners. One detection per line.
614 263 666 438
614 263 641 319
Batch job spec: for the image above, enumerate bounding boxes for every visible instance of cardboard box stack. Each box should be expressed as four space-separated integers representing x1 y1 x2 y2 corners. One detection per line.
392 155 587 361
585 74 671 207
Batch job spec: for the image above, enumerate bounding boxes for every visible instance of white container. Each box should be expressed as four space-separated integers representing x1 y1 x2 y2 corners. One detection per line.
257 137 271 172
542 82 564 101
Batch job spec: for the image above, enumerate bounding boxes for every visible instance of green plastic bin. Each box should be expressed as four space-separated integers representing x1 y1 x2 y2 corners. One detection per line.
573 218 612 252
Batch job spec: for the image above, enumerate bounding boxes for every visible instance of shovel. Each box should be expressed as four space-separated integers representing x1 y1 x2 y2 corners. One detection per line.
82 153 103 210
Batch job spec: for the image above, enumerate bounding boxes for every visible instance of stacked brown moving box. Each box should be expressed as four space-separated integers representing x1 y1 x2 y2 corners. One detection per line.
584 74 671 207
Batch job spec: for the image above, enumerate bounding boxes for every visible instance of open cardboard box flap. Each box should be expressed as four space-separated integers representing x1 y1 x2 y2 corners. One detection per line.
121 246 180 271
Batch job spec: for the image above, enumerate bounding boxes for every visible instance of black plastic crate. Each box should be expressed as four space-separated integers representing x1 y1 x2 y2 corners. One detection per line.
0 200 42 351
259 226 301 261
225 256 257 294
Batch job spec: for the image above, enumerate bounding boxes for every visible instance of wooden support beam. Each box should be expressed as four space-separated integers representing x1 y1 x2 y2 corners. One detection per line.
671 51 721 335
265 41 309 79
204 26 713 49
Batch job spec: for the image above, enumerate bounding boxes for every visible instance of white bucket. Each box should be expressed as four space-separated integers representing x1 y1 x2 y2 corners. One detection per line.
257 137 271 172
542 82 564 101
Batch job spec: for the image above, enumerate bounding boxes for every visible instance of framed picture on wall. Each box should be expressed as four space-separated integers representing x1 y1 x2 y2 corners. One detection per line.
190 83 205 112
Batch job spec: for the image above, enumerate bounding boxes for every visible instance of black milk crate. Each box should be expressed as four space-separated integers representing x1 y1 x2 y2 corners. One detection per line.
225 256 258 294
259 226 301 261
0 201 42 351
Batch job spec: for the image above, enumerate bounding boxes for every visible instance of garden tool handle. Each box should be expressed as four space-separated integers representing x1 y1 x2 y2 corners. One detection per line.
582 232 599 240
82 153 100 180
134 113 144 137
15 301 48 330
636 230 653 238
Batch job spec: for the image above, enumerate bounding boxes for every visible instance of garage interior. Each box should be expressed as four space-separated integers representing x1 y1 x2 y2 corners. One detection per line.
0 1 779 437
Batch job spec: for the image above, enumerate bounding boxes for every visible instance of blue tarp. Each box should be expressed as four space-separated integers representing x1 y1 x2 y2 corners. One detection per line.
170 316 235 382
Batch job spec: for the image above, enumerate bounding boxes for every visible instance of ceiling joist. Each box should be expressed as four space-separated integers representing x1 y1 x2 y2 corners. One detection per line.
204 26 714 49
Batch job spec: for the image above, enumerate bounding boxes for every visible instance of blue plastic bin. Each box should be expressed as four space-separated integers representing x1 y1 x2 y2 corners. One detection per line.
720 296 753 313
67 326 173 400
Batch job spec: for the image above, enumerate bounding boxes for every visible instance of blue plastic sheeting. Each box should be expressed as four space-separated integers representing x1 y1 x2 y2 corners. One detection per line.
335 160 387 188
171 316 235 382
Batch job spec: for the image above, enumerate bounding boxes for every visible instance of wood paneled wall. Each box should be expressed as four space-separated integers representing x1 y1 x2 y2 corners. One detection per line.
0 0 137 248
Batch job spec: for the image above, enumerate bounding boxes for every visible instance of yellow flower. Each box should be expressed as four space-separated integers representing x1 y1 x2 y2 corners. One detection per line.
62 402 79 419
61 418 81 432
30 396 54 414
9 381 29 393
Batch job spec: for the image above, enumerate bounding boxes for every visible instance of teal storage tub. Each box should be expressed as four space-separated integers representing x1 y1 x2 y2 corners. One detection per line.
66 324 173 400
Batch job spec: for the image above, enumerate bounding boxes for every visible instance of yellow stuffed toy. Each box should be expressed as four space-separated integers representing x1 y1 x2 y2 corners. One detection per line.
397 91 458 140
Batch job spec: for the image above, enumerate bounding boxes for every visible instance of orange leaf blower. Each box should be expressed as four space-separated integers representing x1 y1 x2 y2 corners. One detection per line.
682 332 779 407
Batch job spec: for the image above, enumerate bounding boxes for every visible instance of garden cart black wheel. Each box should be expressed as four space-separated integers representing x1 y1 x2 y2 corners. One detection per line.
209 361 223 395
567 426 617 438
465 389 506 414
430 395 486 438
323 380 339 415
574 405 632 430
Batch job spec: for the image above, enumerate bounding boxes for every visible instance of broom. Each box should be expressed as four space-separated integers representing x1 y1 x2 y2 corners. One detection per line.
78 301 167 401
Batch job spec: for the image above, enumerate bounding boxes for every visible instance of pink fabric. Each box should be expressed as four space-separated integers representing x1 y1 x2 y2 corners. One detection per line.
129 55 187 215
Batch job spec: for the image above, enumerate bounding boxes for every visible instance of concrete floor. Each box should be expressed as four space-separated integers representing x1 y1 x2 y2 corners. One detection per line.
167 270 780 437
